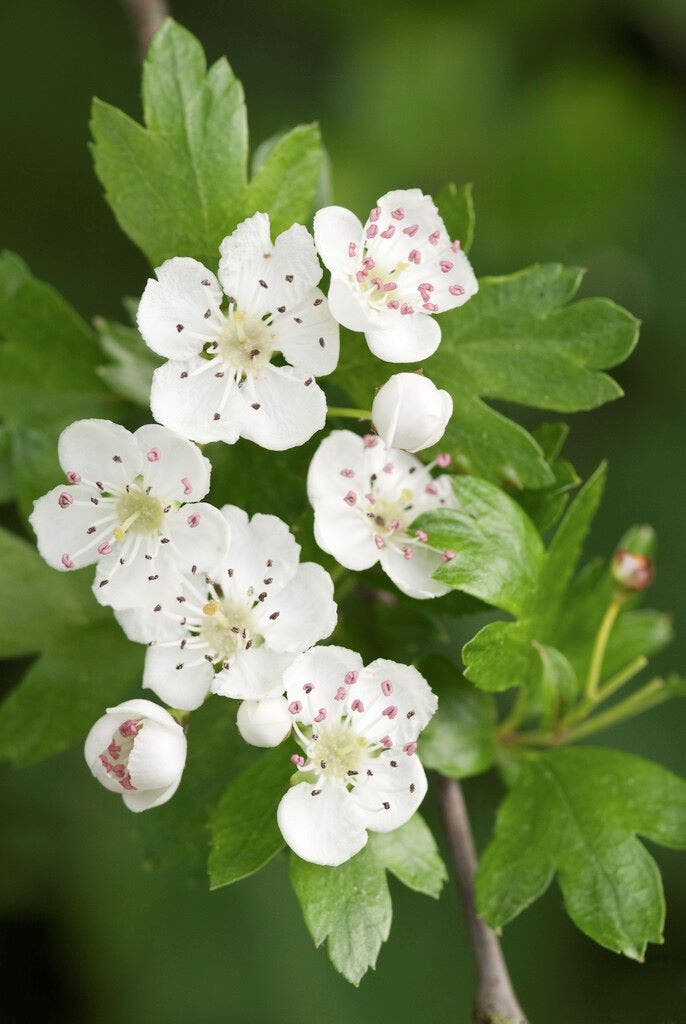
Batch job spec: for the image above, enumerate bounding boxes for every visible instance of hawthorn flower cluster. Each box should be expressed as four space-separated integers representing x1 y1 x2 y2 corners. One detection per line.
31 192 477 866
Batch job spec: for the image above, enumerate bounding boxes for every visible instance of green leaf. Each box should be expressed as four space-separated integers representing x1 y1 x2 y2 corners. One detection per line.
436 182 475 253
91 20 322 268
0 525 93 658
96 316 162 407
0 425 15 504
0 620 143 767
209 745 294 888
419 655 496 777
535 463 607 627
131 699 251 876
532 642 578 727
476 747 686 959
369 814 447 899
331 264 638 488
462 621 539 693
516 422 580 533
245 123 323 238
419 475 545 617
290 845 392 985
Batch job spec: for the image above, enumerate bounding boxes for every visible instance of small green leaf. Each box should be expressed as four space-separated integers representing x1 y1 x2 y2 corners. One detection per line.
436 182 475 253
419 476 545 617
91 20 322 268
533 642 578 727
476 747 686 959
536 463 607 627
0 620 143 766
245 123 323 238
420 656 497 776
209 745 294 889
290 845 392 986
96 316 162 407
462 621 538 693
369 814 447 899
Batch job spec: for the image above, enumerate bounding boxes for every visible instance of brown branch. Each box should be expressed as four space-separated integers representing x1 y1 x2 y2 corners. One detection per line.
437 775 527 1024
122 0 169 59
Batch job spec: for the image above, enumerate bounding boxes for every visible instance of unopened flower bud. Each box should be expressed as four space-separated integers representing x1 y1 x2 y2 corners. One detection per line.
371 372 453 453
612 549 654 592
84 699 186 812
237 697 292 747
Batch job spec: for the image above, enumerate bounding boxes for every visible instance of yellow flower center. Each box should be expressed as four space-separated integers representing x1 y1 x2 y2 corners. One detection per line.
311 724 368 780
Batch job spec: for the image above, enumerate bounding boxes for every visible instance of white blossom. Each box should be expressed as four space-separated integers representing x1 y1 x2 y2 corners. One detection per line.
276 646 437 866
237 697 292 748
372 372 453 453
314 188 477 362
137 213 339 450
307 430 458 599
84 699 187 812
29 419 229 610
116 506 337 711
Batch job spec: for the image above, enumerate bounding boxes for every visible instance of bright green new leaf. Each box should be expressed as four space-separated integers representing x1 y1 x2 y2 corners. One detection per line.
209 745 294 889
91 20 322 268
290 846 392 986
332 263 638 489
419 655 497 777
532 642 578 727
418 475 545 617
462 621 539 693
516 422 580 533
476 747 686 959
369 814 447 899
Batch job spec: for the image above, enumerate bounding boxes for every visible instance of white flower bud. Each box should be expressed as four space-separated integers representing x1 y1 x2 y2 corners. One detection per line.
84 698 186 812
371 373 453 453
237 697 292 747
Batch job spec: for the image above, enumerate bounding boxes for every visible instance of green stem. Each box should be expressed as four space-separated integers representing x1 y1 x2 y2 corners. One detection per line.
564 655 648 726
505 676 667 748
326 406 372 420
584 592 627 701
498 687 530 737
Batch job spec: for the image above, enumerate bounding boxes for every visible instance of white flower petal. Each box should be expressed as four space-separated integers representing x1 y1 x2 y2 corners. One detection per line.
58 419 141 486
237 697 292 748
356 755 427 833
271 288 339 376
220 507 300 594
211 646 294 700
29 483 113 571
378 542 450 599
134 424 211 502
277 779 368 866
115 604 183 645
352 659 438 745
219 214 322 316
93 544 172 610
312 497 378 570
282 645 364 726
150 358 244 445
306 429 386 504
84 711 130 792
143 644 214 711
365 311 441 362
122 778 181 812
327 277 374 332
372 373 453 453
127 718 187 791
164 502 230 575
313 205 364 276
257 562 337 653
137 257 223 359
239 364 326 451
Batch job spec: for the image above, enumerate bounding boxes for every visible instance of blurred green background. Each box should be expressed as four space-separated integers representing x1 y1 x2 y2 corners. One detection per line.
1 1 685 1021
